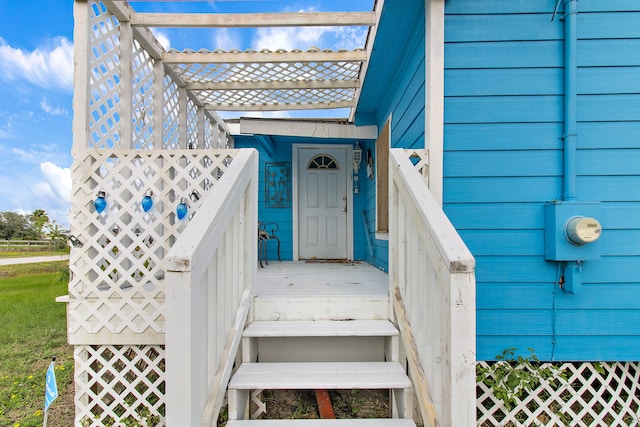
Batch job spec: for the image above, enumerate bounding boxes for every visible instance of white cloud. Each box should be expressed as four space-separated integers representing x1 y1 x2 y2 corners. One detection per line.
12 144 64 164
0 36 74 91
214 28 240 51
38 162 72 205
253 26 330 51
151 29 171 50
40 97 68 116
334 26 368 51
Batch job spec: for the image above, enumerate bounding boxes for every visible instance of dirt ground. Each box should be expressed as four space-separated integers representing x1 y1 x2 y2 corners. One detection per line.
260 389 390 420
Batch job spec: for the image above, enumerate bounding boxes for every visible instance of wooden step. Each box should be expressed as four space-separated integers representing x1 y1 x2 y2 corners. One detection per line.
226 419 417 426
243 320 399 338
228 363 413 420
229 362 410 390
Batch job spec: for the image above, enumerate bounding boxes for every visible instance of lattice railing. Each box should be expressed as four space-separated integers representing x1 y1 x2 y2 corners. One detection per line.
477 361 640 426
405 148 429 185
74 345 165 426
68 149 238 344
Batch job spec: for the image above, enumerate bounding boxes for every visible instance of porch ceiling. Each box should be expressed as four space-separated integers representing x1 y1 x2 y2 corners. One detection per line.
102 0 381 119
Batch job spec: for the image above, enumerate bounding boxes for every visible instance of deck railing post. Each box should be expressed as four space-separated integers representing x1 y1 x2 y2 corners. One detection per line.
165 149 258 426
389 149 476 426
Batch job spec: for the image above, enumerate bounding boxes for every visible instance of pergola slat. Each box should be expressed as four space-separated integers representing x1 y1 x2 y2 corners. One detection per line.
163 49 367 64
204 101 354 112
131 11 376 28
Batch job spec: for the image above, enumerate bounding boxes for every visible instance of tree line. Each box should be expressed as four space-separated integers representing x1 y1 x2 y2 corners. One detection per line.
0 210 65 241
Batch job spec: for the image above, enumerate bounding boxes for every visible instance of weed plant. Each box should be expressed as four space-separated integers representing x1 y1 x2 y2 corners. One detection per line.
0 261 74 427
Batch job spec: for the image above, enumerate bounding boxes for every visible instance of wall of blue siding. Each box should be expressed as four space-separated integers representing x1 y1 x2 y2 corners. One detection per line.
444 0 640 361
355 0 426 271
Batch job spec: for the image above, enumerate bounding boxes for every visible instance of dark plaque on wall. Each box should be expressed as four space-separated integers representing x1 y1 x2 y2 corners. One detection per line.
265 162 290 208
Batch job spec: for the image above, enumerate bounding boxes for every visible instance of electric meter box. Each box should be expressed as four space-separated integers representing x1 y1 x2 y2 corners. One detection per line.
544 201 602 261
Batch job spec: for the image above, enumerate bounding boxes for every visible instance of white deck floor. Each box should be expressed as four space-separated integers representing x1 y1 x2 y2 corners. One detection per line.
255 261 389 298
253 261 390 321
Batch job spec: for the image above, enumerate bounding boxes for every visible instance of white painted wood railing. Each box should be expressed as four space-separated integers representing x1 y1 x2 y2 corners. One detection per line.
388 148 476 427
164 149 258 426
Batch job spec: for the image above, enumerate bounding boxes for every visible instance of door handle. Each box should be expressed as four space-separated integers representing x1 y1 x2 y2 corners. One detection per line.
342 196 347 212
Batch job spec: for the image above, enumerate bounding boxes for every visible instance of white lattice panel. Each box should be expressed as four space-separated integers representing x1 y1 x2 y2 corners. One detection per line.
187 98 198 149
477 361 640 426
163 77 180 150
173 48 362 83
75 345 165 426
68 149 238 344
132 39 155 150
88 1 121 148
200 87 356 109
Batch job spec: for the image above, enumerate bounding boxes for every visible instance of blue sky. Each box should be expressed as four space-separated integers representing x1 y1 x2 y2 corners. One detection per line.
0 0 373 227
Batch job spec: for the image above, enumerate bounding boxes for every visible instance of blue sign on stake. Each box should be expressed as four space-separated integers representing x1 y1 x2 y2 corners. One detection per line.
44 361 58 413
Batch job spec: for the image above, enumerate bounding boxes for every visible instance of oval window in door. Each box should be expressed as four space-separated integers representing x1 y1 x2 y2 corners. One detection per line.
307 154 339 170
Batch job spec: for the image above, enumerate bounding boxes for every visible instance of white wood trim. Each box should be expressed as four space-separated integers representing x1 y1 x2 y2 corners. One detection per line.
120 21 133 148
131 11 376 28
163 49 367 65
72 0 90 151
292 144 354 262
240 118 377 140
425 0 445 205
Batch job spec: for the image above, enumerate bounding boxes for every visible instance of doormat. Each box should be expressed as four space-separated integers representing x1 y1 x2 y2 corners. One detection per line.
304 259 359 265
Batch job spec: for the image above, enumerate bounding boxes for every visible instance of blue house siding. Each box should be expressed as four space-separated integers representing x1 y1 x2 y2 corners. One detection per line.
443 0 640 360
355 0 426 271
237 0 640 361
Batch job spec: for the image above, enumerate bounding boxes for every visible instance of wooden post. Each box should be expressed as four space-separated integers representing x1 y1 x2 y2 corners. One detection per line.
425 0 445 205
178 87 188 149
120 21 133 148
153 59 164 149
72 0 90 151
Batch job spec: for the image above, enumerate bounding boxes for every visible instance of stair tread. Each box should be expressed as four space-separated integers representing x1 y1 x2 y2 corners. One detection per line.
226 420 416 426
243 320 399 338
229 362 410 390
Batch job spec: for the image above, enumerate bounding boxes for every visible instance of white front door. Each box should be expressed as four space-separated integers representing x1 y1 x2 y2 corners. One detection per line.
298 147 348 259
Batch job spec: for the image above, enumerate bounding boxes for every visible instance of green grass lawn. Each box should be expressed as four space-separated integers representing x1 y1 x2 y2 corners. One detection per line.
0 249 69 259
0 261 74 427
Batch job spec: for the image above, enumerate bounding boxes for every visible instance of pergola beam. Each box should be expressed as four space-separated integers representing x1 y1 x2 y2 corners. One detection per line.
130 11 376 28
240 118 378 139
163 50 367 64
204 101 354 112
187 79 359 91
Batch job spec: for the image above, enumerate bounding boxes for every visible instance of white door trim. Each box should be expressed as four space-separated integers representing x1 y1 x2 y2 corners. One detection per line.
292 144 354 261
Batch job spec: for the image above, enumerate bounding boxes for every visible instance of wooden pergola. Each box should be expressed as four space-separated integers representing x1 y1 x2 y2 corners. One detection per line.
100 0 380 117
